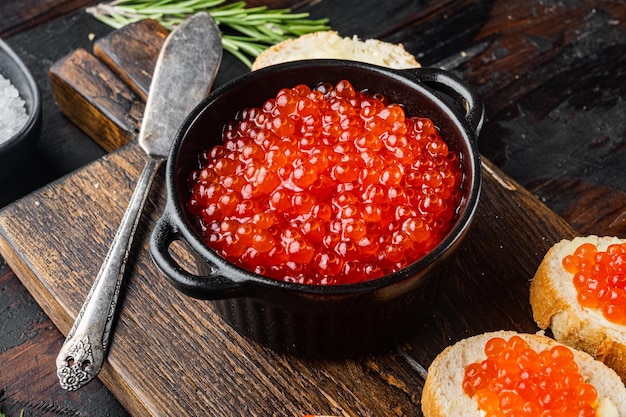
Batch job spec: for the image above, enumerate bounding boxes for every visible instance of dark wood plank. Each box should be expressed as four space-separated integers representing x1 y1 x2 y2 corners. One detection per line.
529 180 626 237
459 1 626 236
0 0 94 37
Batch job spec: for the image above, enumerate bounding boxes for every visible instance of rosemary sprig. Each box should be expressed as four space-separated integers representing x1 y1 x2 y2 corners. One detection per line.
85 0 330 67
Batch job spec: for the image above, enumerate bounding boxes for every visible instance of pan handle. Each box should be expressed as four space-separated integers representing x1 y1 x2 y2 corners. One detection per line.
404 67 484 137
149 211 245 299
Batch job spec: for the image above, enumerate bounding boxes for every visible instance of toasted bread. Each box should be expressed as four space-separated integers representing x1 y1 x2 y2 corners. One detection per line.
530 235 626 384
422 330 626 417
251 30 420 71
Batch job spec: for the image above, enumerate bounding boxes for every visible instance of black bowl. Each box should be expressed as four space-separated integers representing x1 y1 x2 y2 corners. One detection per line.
0 39 42 179
150 60 484 357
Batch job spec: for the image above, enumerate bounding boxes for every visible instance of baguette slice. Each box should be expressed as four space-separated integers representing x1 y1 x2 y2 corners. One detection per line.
251 30 421 71
530 236 626 383
422 330 626 417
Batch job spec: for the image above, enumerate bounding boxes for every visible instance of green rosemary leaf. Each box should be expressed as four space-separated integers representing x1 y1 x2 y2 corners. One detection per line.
221 37 253 67
86 0 330 67
91 13 123 28
225 37 267 56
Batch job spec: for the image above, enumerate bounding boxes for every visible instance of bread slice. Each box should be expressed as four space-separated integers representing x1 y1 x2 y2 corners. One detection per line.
251 30 421 71
422 330 626 417
530 235 626 383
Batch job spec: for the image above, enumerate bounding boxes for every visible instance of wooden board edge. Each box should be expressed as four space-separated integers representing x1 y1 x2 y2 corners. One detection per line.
481 158 578 237
48 48 142 152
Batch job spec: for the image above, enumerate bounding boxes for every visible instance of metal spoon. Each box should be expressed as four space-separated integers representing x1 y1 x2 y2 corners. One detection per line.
56 12 223 391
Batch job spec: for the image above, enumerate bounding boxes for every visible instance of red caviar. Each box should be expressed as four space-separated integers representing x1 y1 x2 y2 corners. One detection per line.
562 241 626 324
187 80 463 285
462 336 598 417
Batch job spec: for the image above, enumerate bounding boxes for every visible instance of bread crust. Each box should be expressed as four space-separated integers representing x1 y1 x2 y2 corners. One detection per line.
421 330 626 417
529 236 626 383
251 30 421 71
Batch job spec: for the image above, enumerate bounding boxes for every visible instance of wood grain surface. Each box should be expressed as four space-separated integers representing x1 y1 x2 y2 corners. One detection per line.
49 48 145 153
0 0 624 416
93 19 169 101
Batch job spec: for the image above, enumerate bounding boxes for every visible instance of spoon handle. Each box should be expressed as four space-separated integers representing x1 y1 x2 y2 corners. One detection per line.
56 155 162 391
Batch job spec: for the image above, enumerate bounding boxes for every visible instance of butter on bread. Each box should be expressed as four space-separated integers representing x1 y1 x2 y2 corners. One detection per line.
251 30 420 70
530 235 626 384
422 330 626 417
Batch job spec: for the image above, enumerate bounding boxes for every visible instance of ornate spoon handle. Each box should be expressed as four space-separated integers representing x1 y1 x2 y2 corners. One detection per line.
56 156 162 391
54 12 222 391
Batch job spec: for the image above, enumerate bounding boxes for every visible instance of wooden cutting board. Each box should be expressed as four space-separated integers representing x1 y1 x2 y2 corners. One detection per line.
0 20 578 417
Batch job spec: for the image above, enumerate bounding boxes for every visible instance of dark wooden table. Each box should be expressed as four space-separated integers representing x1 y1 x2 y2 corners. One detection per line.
1 0 624 416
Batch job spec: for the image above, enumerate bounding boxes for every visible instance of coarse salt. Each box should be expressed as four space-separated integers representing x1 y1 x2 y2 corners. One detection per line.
0 73 29 144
